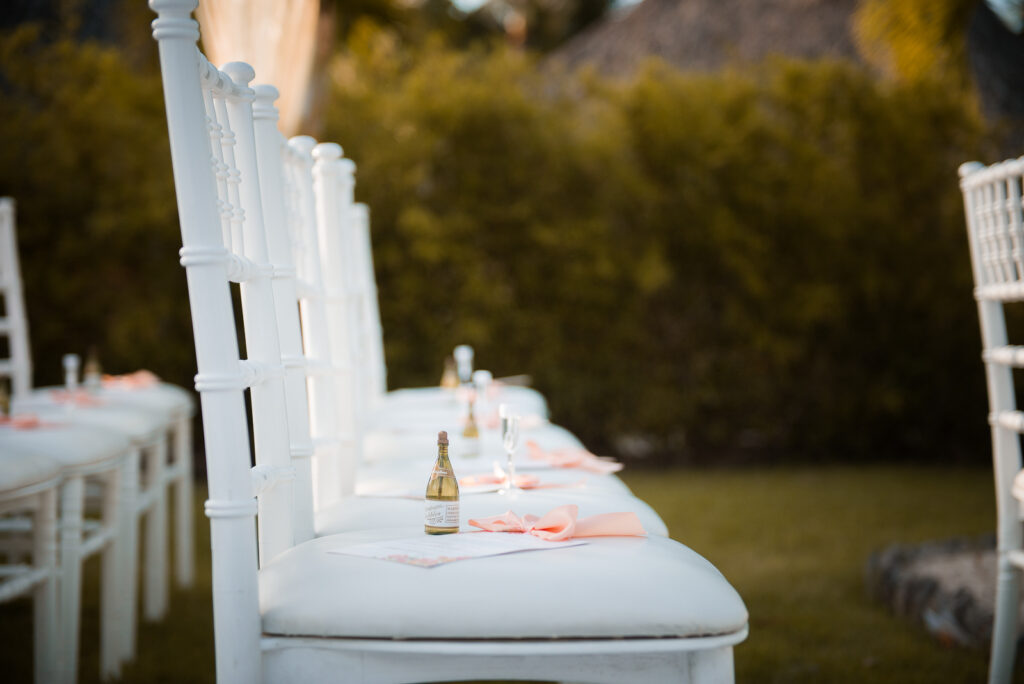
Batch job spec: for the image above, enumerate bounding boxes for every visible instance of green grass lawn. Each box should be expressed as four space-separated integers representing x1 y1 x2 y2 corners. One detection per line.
0 464 1019 682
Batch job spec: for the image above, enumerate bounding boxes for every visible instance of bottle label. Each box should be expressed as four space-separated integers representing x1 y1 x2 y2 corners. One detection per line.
425 500 460 528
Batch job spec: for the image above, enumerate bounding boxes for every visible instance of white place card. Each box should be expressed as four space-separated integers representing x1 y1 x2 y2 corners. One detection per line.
328 532 586 568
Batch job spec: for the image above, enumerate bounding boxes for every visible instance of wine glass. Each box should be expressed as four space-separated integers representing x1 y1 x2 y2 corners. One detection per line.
500 414 520 496
499 403 510 439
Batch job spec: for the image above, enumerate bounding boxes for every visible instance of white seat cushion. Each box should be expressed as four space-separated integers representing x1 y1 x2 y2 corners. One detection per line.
99 382 194 418
363 422 585 464
0 424 131 470
382 385 547 414
261 530 747 639
13 395 167 443
0 447 63 493
316 489 669 537
372 387 548 433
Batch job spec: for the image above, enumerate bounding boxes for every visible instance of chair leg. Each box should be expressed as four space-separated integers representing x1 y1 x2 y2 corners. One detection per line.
144 438 169 622
58 475 84 684
119 448 141 665
174 416 194 588
990 553 1022 684
99 466 123 679
33 488 58 684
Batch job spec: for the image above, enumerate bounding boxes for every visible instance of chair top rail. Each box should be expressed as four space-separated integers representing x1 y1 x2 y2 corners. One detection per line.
198 52 252 101
960 157 1024 190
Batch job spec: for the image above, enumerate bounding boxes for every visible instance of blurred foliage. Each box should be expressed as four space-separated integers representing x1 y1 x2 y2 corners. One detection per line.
0 9 999 465
0 25 193 390
326 27 992 463
853 0 977 85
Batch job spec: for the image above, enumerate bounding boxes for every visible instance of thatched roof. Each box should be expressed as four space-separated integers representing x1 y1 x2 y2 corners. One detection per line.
551 0 862 76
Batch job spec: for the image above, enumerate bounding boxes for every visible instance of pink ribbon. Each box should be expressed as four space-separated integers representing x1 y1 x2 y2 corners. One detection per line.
50 390 105 407
0 414 54 430
526 440 624 474
468 504 646 541
459 470 584 490
102 370 160 390
459 472 543 488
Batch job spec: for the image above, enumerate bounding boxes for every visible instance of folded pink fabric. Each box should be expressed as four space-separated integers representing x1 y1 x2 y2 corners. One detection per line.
469 504 646 541
459 472 543 488
526 440 624 474
0 414 54 430
50 390 105 407
102 370 160 390
458 470 584 490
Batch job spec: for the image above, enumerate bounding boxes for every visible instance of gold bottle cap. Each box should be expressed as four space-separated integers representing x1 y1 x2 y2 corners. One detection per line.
438 430 448 445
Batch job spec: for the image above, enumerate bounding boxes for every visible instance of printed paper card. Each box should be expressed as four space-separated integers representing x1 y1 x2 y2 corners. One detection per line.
328 532 586 568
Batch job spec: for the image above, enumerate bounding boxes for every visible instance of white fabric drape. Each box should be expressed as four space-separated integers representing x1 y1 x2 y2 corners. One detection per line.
196 0 320 136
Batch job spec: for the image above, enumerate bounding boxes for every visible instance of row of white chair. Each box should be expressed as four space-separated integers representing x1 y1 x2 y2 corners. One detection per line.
150 1 746 682
0 197 197 680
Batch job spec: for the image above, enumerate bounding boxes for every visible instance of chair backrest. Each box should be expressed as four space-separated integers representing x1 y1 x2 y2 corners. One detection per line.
351 202 388 404
281 137 355 506
0 198 33 400
311 144 365 474
151 1 306 677
250 86 316 542
959 157 1024 568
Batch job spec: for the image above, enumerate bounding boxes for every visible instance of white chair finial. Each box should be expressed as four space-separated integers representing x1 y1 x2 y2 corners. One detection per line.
312 142 342 162
288 135 317 156
252 85 281 123
221 61 256 89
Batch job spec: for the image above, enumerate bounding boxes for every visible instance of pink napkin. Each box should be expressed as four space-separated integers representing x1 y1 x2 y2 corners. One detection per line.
103 370 160 390
469 504 646 541
459 468 584 490
0 414 54 430
526 440 624 474
50 390 105 407
460 472 543 488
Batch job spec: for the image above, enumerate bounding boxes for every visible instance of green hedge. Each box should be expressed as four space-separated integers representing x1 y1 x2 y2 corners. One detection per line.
324 33 992 463
0 25 994 464
0 27 192 391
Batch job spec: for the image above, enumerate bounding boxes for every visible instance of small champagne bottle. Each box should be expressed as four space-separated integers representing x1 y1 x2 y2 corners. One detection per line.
440 356 459 389
462 399 480 458
425 431 460 534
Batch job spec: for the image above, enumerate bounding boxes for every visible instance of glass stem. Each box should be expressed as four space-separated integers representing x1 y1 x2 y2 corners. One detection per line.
506 448 516 491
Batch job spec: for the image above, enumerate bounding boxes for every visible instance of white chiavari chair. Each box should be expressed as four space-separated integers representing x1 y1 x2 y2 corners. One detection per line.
0 422 137 683
281 135 354 511
153 5 746 682
350 202 387 406
0 448 60 684
1 197 197 662
0 199 160 677
960 157 1024 684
